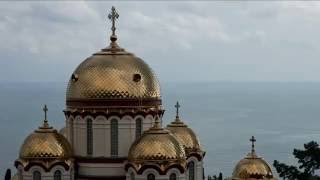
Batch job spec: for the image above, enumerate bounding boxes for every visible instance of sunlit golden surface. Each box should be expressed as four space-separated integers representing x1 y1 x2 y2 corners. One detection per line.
128 122 186 165
19 125 72 159
66 45 161 101
167 117 202 155
232 152 276 180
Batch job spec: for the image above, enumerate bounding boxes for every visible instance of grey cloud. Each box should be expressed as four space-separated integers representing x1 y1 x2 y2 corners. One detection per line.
0 1 320 82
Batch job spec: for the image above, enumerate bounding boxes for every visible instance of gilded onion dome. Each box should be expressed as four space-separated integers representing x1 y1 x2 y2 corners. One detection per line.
15 105 73 170
66 7 161 109
166 102 203 156
127 118 186 172
232 136 276 180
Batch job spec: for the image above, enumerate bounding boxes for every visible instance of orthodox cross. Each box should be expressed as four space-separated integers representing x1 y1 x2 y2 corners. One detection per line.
250 136 256 153
108 6 119 36
175 101 180 118
43 104 48 123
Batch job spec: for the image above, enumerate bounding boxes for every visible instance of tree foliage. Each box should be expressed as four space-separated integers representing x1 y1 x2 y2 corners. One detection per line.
208 172 223 180
4 168 11 180
273 141 320 180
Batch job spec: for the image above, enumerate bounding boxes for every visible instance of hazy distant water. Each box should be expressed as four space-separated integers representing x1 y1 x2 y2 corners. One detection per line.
1 82 320 178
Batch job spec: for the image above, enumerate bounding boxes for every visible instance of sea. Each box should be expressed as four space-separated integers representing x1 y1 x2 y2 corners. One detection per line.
1 81 320 178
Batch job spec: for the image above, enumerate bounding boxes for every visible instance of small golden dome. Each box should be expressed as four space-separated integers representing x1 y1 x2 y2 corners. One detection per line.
128 120 186 164
66 7 161 108
232 137 275 180
19 125 72 159
16 105 73 171
19 106 72 159
166 102 202 155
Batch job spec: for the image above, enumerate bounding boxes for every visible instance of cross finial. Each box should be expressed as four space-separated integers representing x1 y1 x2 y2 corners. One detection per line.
42 104 49 127
43 105 48 121
175 101 181 119
108 6 119 42
250 136 256 153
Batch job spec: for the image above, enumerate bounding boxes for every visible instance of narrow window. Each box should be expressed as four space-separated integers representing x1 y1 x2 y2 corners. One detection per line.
111 119 118 157
189 162 195 180
130 172 135 180
169 173 176 180
135 118 142 139
147 174 155 180
87 118 93 155
33 171 41 180
54 170 62 180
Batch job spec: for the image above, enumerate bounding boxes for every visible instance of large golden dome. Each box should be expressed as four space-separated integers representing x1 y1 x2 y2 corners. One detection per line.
232 137 275 180
19 121 72 159
166 102 202 156
66 51 161 100
66 13 161 108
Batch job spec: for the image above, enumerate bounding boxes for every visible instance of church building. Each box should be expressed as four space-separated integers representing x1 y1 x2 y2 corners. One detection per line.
12 7 276 180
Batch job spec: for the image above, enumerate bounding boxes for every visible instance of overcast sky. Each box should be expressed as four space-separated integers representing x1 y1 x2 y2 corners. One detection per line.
1 1 320 83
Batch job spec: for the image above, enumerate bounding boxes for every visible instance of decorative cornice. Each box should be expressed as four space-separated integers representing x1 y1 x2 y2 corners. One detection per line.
66 98 162 109
125 162 186 175
64 109 164 119
15 158 73 172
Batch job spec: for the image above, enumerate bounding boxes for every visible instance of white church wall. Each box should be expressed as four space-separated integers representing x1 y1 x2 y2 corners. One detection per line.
78 162 125 177
143 115 154 133
93 115 107 156
118 115 133 157
69 114 157 158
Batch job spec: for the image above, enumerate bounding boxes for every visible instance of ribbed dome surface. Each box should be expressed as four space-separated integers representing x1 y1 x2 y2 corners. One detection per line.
66 48 161 101
128 124 186 162
19 125 72 159
167 118 202 154
232 152 275 180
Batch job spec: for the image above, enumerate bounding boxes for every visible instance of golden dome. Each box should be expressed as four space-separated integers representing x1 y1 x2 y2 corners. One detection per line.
166 102 202 155
15 105 73 171
128 120 186 164
66 8 161 108
66 52 161 100
19 121 72 159
232 137 275 180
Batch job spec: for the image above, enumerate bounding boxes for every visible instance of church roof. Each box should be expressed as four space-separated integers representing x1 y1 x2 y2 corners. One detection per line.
18 105 72 160
127 118 186 172
66 6 161 109
166 101 204 157
232 136 276 180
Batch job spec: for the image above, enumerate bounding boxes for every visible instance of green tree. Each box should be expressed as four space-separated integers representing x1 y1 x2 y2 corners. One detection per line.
208 172 223 180
274 141 320 180
4 168 11 180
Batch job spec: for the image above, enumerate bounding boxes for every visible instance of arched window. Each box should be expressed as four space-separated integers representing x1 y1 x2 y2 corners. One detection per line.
111 119 118 157
54 170 62 180
188 161 195 180
33 171 41 180
147 173 155 180
135 118 142 139
130 172 135 180
87 118 93 155
169 173 177 180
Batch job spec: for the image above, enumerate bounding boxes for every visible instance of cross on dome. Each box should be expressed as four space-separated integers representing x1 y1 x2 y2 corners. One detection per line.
175 101 180 119
108 6 119 42
42 104 49 128
250 136 256 153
